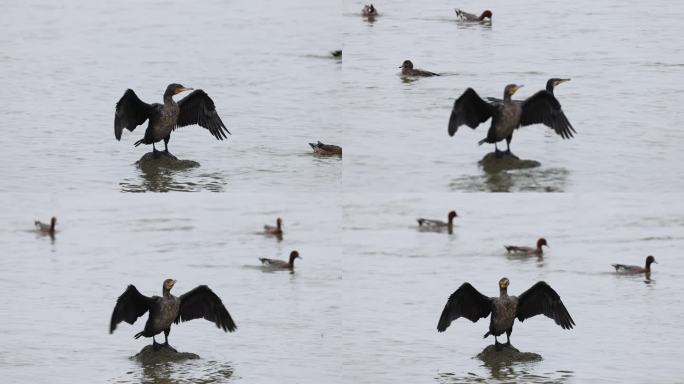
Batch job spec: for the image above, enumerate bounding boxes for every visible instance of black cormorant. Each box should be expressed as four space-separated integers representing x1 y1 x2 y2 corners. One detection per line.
437 277 574 346
448 84 575 156
259 250 301 270
400 60 440 77
110 279 236 348
114 84 230 155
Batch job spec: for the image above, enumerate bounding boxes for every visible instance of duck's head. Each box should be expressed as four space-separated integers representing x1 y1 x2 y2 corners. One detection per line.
163 278 177 292
499 277 510 289
165 83 193 96
51 217 57 226
537 238 549 248
646 255 657 266
504 84 523 97
400 60 414 70
448 211 458 221
276 217 283 227
479 10 493 20
289 250 301 261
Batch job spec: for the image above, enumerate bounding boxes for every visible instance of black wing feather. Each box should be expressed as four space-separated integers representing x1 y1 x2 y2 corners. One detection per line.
177 90 231 140
516 281 575 329
109 285 155 333
448 88 495 136
437 283 492 332
176 285 237 332
114 89 153 140
520 91 576 139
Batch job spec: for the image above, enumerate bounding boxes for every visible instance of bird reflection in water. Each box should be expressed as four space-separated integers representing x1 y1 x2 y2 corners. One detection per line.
135 359 234 384
436 365 574 384
119 154 226 192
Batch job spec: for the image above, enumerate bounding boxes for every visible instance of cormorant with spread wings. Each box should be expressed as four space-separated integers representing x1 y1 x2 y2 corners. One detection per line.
114 83 230 155
110 279 237 348
437 278 574 347
448 83 575 156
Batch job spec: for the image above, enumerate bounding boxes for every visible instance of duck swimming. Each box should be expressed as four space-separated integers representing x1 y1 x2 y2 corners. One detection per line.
448 84 575 156
504 238 548 256
362 4 378 17
309 141 342 156
400 60 440 77
437 278 574 347
454 9 492 22
612 255 657 274
34 217 57 235
259 251 301 270
114 83 230 156
110 279 236 349
264 218 283 236
417 211 457 231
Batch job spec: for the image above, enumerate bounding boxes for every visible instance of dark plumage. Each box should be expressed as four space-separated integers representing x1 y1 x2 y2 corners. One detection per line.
437 278 574 346
114 83 230 155
400 60 440 77
612 255 657 274
448 84 575 155
454 9 492 22
309 141 342 156
504 238 548 256
259 250 301 270
417 210 457 230
110 279 236 348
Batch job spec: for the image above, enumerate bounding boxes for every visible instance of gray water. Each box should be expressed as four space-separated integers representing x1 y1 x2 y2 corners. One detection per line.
1 0 683 383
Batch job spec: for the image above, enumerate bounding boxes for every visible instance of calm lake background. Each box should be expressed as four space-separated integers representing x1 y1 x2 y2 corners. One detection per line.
1 0 683 383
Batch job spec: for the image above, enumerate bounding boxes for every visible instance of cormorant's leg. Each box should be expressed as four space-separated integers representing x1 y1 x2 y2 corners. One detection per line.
164 329 170 346
152 143 160 158
494 335 502 350
163 136 170 153
505 135 512 154
506 328 512 346
152 336 160 351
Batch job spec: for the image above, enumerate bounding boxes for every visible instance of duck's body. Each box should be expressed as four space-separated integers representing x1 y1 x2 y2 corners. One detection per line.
504 238 548 256
259 251 301 270
110 279 236 348
331 50 342 58
454 9 492 22
34 217 57 235
362 4 378 17
417 211 457 231
264 218 283 236
114 83 229 155
309 141 342 156
437 278 574 346
400 60 439 77
448 84 575 156
612 255 656 274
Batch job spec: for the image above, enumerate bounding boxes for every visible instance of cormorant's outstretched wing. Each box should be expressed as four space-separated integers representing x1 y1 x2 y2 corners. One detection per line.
176 90 231 140
520 91 576 139
110 285 156 333
516 281 575 329
176 285 237 332
448 88 496 136
114 89 155 140
437 283 492 332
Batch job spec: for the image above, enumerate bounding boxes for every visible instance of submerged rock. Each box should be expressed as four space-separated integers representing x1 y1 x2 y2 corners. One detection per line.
132 344 200 364
135 151 200 171
478 152 541 173
476 344 542 364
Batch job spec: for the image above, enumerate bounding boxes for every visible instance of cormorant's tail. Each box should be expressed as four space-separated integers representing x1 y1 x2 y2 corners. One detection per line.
134 331 144 339
134 139 144 147
483 331 491 339
477 138 487 146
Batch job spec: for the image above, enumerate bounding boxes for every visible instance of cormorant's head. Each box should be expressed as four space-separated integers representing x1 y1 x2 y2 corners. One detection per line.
504 84 523 97
537 238 549 248
499 277 510 289
547 78 570 92
646 255 657 266
290 250 301 261
448 211 458 221
163 278 177 291
480 10 493 20
165 83 193 96
400 60 414 69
